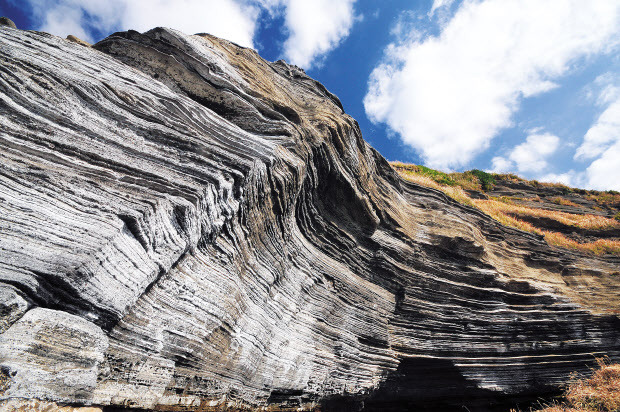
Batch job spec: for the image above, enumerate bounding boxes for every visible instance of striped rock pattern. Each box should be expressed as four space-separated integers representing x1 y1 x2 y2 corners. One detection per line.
0 26 619 411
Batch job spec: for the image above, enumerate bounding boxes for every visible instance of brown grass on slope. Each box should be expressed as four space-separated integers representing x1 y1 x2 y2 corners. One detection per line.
482 198 620 230
514 359 620 412
472 200 620 255
392 163 620 255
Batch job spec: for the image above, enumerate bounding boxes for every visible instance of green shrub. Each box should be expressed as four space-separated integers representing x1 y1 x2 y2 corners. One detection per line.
469 169 496 191
416 165 457 186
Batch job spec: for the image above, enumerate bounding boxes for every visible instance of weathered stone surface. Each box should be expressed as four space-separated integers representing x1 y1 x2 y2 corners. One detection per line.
0 308 108 403
0 26 619 411
66 35 91 47
0 399 102 412
0 285 30 334
0 18 16 29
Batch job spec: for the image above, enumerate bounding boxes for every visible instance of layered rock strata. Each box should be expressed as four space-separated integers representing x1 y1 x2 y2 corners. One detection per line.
0 25 619 411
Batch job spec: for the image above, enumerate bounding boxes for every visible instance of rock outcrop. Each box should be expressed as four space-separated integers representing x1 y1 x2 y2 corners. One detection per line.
66 35 91 47
0 25 619 411
0 18 16 29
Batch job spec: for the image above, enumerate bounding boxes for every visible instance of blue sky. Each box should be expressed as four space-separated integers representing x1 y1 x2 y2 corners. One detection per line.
1 0 619 190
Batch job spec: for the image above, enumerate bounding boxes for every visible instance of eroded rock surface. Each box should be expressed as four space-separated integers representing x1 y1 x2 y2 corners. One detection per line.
0 308 108 403
0 25 619 411
0 18 16 29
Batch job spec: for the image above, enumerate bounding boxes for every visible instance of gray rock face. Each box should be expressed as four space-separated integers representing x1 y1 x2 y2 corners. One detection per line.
0 308 108 403
0 26 618 411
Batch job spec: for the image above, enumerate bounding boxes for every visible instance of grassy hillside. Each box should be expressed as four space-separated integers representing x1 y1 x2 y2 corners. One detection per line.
391 162 620 255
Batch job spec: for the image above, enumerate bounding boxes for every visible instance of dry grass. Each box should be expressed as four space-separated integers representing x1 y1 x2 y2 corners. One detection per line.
473 199 541 233
589 192 620 207
493 172 526 182
541 233 620 256
532 180 572 190
565 360 620 412
496 195 543 204
471 200 620 255
486 198 620 230
394 165 620 255
551 197 580 207
397 172 476 207
517 359 620 412
391 161 491 191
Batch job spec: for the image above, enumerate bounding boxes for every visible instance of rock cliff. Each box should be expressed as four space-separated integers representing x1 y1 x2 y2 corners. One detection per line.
0 25 619 411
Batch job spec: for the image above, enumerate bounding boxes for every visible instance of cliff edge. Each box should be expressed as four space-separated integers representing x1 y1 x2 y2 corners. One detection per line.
0 25 618 411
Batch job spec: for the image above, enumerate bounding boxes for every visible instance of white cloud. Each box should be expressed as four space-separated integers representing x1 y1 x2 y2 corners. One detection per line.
490 156 513 173
491 132 560 174
576 78 620 191
26 0 358 69
35 2 92 41
429 0 456 16
390 11 425 44
509 133 560 173
364 0 620 170
538 171 580 187
27 0 260 47
264 0 358 68
575 82 620 161
582 142 620 191
121 0 261 47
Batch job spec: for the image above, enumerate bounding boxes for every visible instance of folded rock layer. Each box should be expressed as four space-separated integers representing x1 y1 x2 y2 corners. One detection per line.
0 26 618 411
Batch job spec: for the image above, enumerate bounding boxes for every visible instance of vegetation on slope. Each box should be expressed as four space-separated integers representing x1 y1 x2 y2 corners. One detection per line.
391 162 620 255
514 359 620 412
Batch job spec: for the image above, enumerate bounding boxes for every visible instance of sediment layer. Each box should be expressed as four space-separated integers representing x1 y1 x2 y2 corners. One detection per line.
0 25 618 411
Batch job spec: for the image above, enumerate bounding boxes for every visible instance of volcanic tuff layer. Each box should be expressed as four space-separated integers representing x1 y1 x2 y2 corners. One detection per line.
0 25 619 411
